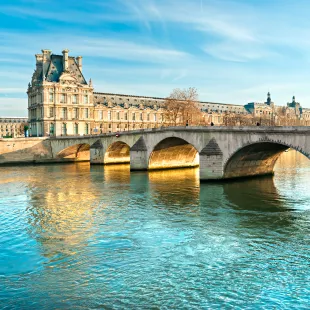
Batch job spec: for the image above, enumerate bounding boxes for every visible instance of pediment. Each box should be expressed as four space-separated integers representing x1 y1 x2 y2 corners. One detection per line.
59 72 78 85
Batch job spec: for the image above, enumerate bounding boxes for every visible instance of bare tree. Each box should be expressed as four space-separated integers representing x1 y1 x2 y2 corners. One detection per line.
163 87 202 126
274 106 289 126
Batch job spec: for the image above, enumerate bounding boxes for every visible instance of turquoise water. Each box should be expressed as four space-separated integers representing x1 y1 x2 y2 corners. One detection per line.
0 151 310 309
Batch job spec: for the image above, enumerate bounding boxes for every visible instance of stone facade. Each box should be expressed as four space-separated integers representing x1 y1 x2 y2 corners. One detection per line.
26 49 248 137
27 49 310 137
27 49 93 137
0 117 28 138
244 92 310 125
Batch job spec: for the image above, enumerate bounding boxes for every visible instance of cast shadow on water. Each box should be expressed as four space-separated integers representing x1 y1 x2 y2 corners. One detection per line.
99 164 303 236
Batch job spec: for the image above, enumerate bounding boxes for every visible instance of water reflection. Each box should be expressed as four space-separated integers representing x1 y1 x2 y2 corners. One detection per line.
148 168 200 211
0 150 310 309
26 164 99 262
222 177 284 211
103 164 130 184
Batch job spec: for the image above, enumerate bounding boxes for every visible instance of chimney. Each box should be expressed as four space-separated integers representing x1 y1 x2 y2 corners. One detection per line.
41 49 51 62
76 56 82 72
62 49 69 71
35 53 43 71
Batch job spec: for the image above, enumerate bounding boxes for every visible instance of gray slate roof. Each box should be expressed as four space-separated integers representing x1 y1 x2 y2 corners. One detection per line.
41 55 87 84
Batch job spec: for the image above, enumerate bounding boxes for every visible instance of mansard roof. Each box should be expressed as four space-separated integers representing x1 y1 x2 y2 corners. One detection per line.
0 117 28 123
31 51 87 86
94 92 165 101
44 55 87 84
94 91 248 112
94 91 243 107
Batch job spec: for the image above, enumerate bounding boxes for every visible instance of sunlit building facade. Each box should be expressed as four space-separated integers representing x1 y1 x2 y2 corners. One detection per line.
0 117 28 138
27 50 310 137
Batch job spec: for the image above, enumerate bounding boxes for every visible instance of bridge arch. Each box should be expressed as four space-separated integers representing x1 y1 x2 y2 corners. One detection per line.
104 141 130 164
223 141 309 179
56 143 90 161
148 137 199 170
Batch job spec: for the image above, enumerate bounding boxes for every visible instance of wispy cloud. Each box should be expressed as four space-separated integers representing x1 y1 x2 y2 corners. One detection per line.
1 0 310 116
0 98 28 117
203 41 278 62
0 87 26 93
0 5 116 24
0 31 189 64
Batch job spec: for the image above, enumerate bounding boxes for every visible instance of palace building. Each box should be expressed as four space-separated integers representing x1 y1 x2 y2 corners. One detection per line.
27 49 249 137
27 49 310 137
0 117 28 138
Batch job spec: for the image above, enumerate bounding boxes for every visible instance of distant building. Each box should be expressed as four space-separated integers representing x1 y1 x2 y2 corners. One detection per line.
283 96 310 124
27 49 254 137
26 49 310 137
0 117 28 138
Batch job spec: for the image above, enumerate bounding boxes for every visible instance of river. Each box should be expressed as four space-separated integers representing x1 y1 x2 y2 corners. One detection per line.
0 150 310 309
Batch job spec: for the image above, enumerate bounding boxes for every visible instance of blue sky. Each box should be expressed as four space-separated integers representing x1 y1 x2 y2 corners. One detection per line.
1 0 310 116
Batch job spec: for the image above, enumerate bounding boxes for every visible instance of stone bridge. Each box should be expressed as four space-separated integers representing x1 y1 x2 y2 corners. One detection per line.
1 126 309 180
49 126 310 180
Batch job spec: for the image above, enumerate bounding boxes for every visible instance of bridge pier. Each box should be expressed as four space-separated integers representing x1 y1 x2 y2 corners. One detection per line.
130 137 149 171
90 140 105 164
199 138 224 181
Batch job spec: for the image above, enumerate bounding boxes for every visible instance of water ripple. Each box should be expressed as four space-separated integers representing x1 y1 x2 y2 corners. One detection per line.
0 152 310 308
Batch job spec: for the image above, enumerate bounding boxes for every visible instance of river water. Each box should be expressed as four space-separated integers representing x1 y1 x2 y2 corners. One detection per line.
0 151 310 309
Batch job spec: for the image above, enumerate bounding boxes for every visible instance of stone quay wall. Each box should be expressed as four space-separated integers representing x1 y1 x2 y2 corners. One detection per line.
0 138 54 165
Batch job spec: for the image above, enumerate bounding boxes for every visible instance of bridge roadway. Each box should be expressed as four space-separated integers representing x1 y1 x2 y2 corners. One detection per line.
1 126 310 180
